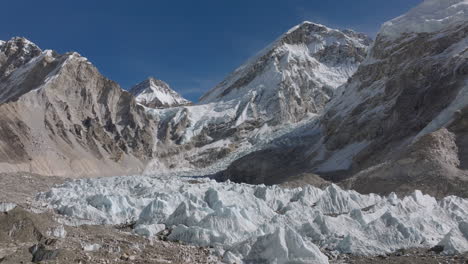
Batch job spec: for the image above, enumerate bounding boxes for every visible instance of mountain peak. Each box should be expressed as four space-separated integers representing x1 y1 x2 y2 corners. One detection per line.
2 37 41 54
287 21 328 33
200 22 371 104
0 37 43 79
130 77 191 108
281 21 372 47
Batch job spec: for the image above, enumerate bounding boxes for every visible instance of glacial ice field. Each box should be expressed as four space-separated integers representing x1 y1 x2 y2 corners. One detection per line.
37 175 468 264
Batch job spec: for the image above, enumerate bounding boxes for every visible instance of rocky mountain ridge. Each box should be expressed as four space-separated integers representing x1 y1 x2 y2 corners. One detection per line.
0 38 156 177
221 0 468 198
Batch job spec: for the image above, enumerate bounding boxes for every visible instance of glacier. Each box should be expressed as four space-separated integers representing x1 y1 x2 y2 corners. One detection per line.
37 175 468 264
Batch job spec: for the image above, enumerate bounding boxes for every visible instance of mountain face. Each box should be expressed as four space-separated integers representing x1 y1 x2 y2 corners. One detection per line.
0 37 156 177
129 77 191 108
200 22 371 124
141 23 371 174
221 0 468 197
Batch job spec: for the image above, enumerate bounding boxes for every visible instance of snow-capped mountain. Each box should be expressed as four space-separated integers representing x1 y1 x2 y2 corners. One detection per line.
223 0 468 197
0 37 156 177
200 22 371 124
129 77 191 108
141 22 371 174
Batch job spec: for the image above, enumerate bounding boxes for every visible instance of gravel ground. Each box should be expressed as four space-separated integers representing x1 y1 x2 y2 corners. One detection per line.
329 248 468 264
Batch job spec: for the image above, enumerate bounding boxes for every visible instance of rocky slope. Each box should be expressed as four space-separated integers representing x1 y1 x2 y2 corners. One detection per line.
129 77 191 108
0 38 156 177
222 0 468 198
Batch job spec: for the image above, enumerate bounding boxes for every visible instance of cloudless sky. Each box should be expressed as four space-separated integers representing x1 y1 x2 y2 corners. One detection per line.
1 0 422 101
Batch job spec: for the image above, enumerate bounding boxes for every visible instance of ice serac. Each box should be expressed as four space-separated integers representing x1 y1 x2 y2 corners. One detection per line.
129 77 191 108
0 37 156 177
222 0 468 197
200 21 371 124
38 176 468 263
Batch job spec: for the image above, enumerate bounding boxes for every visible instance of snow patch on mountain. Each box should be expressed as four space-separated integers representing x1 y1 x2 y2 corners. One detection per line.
415 79 468 141
317 141 369 172
130 77 190 108
380 0 468 39
38 176 468 263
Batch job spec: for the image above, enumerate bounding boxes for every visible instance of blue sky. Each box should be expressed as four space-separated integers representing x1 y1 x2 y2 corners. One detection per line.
1 0 421 101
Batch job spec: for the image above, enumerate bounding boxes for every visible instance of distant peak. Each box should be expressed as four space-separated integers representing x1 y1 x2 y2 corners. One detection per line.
137 76 169 89
299 21 326 27
285 21 329 35
144 76 157 82
129 77 191 109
